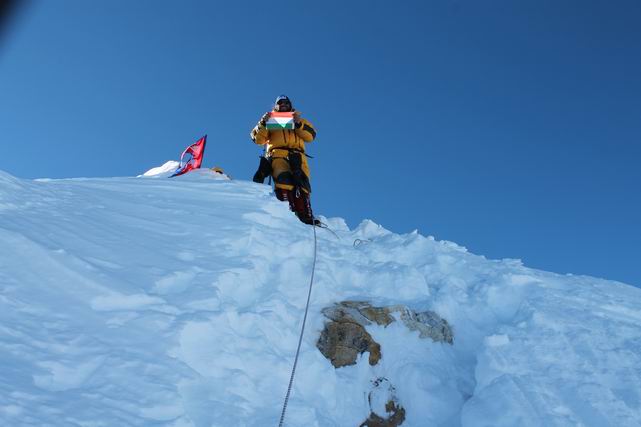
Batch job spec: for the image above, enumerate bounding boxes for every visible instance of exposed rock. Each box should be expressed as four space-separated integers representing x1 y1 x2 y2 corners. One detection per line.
317 318 381 368
359 377 406 427
358 304 397 327
359 401 406 427
321 301 377 326
321 301 402 327
317 301 452 369
400 308 453 344
317 303 450 424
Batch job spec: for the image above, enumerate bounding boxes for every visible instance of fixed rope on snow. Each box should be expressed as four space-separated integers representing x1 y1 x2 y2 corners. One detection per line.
278 224 318 427
316 221 340 240
353 238 372 247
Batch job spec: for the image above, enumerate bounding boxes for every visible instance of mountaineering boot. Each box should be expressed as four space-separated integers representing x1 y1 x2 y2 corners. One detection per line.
275 188 297 213
276 188 319 225
274 188 287 201
292 189 320 225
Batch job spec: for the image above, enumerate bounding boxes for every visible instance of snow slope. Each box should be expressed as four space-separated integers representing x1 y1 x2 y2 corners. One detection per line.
1 168 641 427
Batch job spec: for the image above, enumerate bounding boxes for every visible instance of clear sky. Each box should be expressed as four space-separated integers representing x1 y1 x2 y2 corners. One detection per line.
1 0 640 287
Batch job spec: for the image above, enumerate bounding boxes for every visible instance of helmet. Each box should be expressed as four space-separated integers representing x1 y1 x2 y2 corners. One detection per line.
274 95 293 112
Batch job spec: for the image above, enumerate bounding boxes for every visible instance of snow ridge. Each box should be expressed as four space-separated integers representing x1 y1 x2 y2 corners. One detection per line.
1 169 640 426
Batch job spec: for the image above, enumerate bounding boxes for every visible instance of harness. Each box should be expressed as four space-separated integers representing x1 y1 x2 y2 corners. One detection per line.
268 147 314 159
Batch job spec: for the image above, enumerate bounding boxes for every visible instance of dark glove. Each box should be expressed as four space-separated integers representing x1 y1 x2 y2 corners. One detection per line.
293 112 302 129
259 112 271 127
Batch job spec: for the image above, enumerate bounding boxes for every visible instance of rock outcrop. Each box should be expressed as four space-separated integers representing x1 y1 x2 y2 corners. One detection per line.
317 301 453 426
317 301 453 368
359 377 406 427
316 318 381 368
400 308 454 344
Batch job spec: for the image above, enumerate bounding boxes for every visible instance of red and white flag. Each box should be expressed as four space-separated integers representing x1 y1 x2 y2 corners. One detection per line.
171 135 207 177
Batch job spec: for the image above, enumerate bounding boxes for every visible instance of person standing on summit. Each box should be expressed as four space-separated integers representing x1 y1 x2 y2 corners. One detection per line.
250 95 318 225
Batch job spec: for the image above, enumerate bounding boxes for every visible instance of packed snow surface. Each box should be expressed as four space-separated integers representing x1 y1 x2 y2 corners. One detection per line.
1 168 641 426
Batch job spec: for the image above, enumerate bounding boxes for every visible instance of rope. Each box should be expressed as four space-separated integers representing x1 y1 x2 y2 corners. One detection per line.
353 238 372 247
278 224 318 427
316 222 340 240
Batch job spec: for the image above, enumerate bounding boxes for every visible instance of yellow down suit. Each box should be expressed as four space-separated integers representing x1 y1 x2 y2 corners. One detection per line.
251 112 316 192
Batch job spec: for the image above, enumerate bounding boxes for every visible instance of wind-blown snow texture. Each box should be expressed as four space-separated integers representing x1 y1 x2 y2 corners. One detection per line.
1 168 640 427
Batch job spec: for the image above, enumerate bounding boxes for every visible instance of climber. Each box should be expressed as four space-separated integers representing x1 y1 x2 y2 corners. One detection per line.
250 95 319 225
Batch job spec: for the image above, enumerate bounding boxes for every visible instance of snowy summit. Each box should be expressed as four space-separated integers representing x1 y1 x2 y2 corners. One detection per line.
1 167 640 426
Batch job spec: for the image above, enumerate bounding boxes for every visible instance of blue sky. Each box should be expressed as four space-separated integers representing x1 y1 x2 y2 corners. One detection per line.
1 0 640 286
